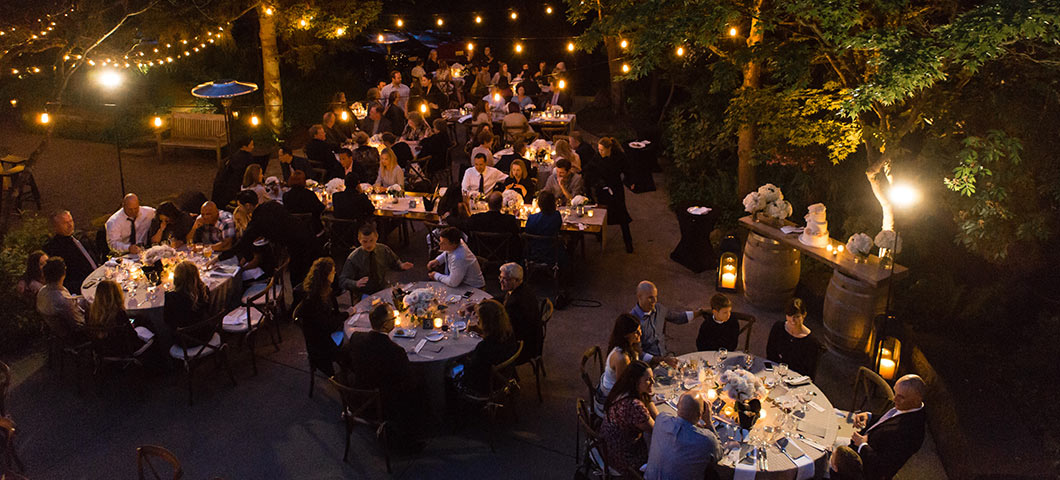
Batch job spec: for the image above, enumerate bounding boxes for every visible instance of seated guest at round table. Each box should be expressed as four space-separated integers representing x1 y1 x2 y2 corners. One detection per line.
467 192 520 235
830 445 865 480
470 100 492 138
496 263 541 364
219 191 321 287
282 170 325 234
43 210 99 295
383 91 406 137
278 145 312 182
163 261 212 347
338 223 413 300
427 227 486 288
105 193 156 254
461 153 508 196
766 297 824 379
470 129 495 167
435 185 471 235
401 110 431 142
351 131 381 181
305 124 337 169
524 190 562 263
375 147 405 189
86 279 143 357
360 104 393 137
513 84 534 110
332 172 376 220
541 158 585 205
36 257 86 338
600 360 658 473
495 138 527 174
596 313 643 415
241 164 269 205
381 132 413 169
696 293 740 352
417 118 453 177
501 101 530 138
644 392 721 480
323 111 350 146
187 201 237 252
149 201 194 248
294 257 345 377
458 299 520 396
498 158 535 200
553 138 581 172
851 374 927 480
17 250 48 304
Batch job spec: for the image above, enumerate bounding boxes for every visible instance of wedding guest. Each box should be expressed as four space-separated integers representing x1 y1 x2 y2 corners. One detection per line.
380 70 410 111
596 314 642 415
323 111 350 145
375 147 405 188
338 223 413 299
105 193 156 254
470 67 492 101
553 138 581 172
383 91 406 136
630 280 692 361
766 297 824 378
458 299 519 395
484 86 507 111
187 201 236 252
467 192 520 235
470 100 492 138
461 153 508 195
541 158 584 204
851 374 927 480
495 138 527 173
365 87 382 111
380 132 413 169
512 84 534 109
326 148 353 181
149 201 193 248
220 192 321 286
570 131 596 165
36 257 86 336
211 137 254 208
351 131 381 180
425 49 440 73
546 77 573 112
524 190 562 263
359 105 392 136
696 293 741 352
332 172 375 220
282 170 325 234
495 263 541 363
427 227 485 288
600 360 658 473
416 74 447 118
830 445 865 480
43 210 98 294
278 145 312 182
294 257 345 377
497 158 535 199
644 392 721 480
436 185 471 232
241 164 269 205
501 102 530 142
470 129 495 167
164 261 212 346
305 124 337 167
417 118 452 177
86 279 143 357
586 137 634 253
491 62 512 86
410 58 426 81
17 250 48 304
401 110 431 142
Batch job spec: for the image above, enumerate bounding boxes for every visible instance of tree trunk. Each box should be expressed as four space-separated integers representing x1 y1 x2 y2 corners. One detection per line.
736 0 764 196
603 36 626 115
865 145 895 231
258 6 284 136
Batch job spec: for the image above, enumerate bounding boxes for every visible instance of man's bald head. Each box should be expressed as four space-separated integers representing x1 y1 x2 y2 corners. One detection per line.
200 201 219 223
636 281 659 312
676 392 705 424
894 374 926 410
122 193 140 217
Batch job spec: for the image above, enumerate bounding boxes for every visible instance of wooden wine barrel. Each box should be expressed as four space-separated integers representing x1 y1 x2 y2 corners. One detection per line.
741 232 801 311
823 270 888 358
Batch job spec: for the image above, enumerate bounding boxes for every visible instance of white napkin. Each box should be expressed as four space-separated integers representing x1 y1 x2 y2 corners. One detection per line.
134 326 154 342
781 226 804 234
808 400 826 412
733 448 757 480
459 114 472 123
785 440 815 480
687 206 711 215
414 338 427 354
223 309 247 326
241 267 264 281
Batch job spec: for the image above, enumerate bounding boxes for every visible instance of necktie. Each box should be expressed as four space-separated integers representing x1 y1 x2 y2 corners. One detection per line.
368 249 379 288
868 408 899 432
478 172 484 193
128 217 137 248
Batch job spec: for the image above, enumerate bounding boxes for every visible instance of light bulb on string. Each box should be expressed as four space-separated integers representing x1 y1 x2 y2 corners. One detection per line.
510 11 518 20
264 6 274 15
567 42 575 52
396 18 403 28
378 34 385 42
299 19 307 28
546 6 553 14
621 63 630 73
620 39 628 49
515 43 523 53
153 116 163 128
676 46 685 56
467 42 474 51
419 103 428 114
436 18 444 27
557 79 566 89
335 27 345 36
475 15 482 24
39 112 50 124
250 114 260 126
9 99 17 107
728 27 738 37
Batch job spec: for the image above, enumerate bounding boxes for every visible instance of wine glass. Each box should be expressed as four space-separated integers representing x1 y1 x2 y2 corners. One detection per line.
717 348 728 363
776 363 789 378
744 353 755 370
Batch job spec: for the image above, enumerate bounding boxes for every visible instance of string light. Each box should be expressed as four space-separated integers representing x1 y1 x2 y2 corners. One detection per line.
250 114 260 126
620 39 628 49
514 43 523 53
299 19 307 27
676 46 685 56
378 34 385 42
557 79 566 89
335 27 346 36
567 42 575 52
510 11 518 20
546 6 553 14
9 99 17 107
621 63 630 73
466 42 474 51
264 6 274 15
39 112 50 124
340 111 349 121
475 15 482 24
436 18 444 27
729 27 738 37
419 103 428 114
396 18 403 27
153 116 163 128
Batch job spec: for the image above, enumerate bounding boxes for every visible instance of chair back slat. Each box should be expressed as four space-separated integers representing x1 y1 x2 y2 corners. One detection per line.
853 366 895 413
580 346 603 403
136 445 184 480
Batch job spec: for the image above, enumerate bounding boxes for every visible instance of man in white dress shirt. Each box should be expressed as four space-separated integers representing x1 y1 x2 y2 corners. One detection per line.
105 193 156 254
380 70 410 112
427 227 485 288
461 153 508 195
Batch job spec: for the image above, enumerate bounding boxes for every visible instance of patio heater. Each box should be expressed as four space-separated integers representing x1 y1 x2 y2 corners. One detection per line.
191 79 259 158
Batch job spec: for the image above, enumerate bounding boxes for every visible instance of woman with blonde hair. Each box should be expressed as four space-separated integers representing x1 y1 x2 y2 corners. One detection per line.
87 279 143 356
241 163 268 204
553 138 581 172
498 158 535 199
375 147 405 188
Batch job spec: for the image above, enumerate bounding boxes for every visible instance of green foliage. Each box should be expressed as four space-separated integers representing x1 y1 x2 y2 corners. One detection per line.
0 216 52 354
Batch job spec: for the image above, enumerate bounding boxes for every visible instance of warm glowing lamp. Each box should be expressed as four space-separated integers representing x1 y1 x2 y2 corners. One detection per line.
9 99 17 107
264 6 274 15
514 43 523 53
676 46 685 56
567 42 575 52
546 6 553 14
510 11 518 20
250 114 260 126
621 63 630 73
335 27 345 36
875 336 901 380
436 18 444 26
299 19 307 27
729 27 738 37
889 183 920 209
475 15 482 24
377 34 385 42
152 116 163 128
717 252 738 292
466 42 474 51
557 79 566 90
39 112 50 124
396 18 404 28
619 39 628 49
97 69 124 89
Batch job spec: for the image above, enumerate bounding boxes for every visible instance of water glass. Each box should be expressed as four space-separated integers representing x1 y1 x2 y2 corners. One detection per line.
776 363 789 377
744 354 754 369
718 348 728 361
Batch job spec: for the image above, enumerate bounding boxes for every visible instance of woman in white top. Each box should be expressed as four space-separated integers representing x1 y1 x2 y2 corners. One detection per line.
596 313 644 416
374 146 405 188
553 138 581 172
470 128 495 166
241 163 269 204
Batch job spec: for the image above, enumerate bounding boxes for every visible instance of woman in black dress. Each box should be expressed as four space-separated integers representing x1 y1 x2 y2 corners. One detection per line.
587 137 634 253
497 159 536 200
459 299 519 396
86 279 143 357
164 261 213 348
766 298 824 379
294 257 345 376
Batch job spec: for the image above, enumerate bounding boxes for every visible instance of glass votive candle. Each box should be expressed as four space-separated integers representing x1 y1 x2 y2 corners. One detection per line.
433 317 443 329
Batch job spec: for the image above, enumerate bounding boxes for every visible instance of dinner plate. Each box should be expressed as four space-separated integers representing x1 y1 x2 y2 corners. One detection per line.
425 332 444 342
452 320 467 331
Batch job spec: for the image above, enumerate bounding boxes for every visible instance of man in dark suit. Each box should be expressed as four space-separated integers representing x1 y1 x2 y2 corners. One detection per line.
42 210 98 294
332 172 376 220
570 131 596 166
496 262 541 362
342 304 422 444
467 192 520 235
305 124 337 170
281 170 325 234
218 191 321 287
278 145 312 181
358 104 392 136
851 374 928 480
545 77 573 113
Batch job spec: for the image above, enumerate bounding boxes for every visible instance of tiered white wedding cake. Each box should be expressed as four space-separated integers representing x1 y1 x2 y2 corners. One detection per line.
799 203 830 248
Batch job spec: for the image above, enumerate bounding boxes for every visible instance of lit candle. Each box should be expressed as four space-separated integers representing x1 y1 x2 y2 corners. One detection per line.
721 272 736 289
433 317 443 329
827 244 834 254
705 388 717 401
759 409 767 419
723 405 735 417
878 358 896 379
837 244 845 254
587 210 594 217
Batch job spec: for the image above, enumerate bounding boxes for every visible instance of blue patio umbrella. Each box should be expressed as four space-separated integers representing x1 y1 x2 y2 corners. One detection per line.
191 79 259 158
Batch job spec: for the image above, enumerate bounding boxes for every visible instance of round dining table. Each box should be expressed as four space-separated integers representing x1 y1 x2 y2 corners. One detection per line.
344 281 492 419
653 351 838 480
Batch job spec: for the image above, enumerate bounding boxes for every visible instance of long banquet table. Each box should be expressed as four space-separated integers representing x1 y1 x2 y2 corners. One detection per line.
653 351 838 480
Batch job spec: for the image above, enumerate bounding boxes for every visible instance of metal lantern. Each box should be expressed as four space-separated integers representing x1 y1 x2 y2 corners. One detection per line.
717 252 739 292
875 336 901 381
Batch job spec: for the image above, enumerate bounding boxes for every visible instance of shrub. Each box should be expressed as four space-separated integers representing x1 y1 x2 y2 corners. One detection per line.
0 216 52 354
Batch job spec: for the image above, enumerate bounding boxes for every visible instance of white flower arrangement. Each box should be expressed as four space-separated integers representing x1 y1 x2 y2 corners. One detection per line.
764 199 793 220
142 245 177 264
847 233 874 257
757 183 783 203
324 178 346 195
387 184 404 195
743 184 791 220
571 195 588 207
403 288 435 317
874 229 902 254
743 191 765 214
359 183 374 194
502 189 524 211
719 368 766 402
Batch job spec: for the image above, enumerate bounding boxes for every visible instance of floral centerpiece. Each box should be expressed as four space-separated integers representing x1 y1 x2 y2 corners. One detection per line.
140 245 176 284
874 229 901 267
719 368 766 430
501 190 524 214
846 233 874 260
324 178 346 195
403 287 439 329
387 183 405 197
743 183 793 225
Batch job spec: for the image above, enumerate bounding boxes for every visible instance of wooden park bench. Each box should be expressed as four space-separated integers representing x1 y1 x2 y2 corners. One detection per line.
155 112 228 166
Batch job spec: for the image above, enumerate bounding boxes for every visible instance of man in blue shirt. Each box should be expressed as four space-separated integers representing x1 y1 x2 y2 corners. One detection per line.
645 392 722 480
631 280 695 362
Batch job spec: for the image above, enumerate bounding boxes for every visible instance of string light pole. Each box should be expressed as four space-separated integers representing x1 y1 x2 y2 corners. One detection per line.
95 68 129 195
